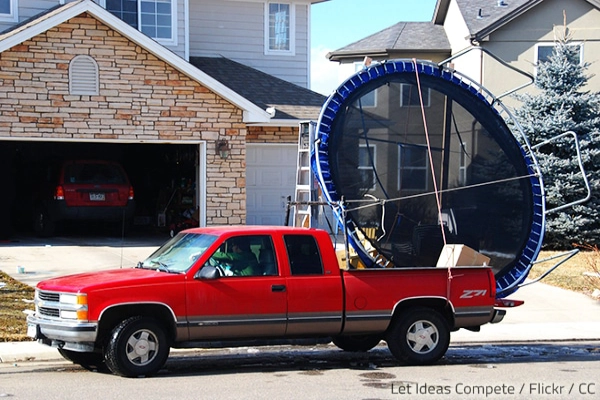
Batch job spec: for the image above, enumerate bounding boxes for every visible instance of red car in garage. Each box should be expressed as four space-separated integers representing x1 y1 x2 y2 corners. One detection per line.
33 160 135 236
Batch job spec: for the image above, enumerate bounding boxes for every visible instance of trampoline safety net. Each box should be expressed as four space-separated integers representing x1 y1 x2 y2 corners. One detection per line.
313 60 544 298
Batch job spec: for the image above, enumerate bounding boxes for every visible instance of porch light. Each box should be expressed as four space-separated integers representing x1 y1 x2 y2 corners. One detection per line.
216 140 230 160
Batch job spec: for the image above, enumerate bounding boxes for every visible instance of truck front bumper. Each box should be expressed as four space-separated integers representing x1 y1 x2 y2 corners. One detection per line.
27 314 98 347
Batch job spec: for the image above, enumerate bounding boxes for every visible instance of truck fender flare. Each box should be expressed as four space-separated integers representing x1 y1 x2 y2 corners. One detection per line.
389 296 455 329
97 302 179 341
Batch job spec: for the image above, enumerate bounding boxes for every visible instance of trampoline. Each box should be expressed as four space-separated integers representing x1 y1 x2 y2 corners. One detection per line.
313 59 545 298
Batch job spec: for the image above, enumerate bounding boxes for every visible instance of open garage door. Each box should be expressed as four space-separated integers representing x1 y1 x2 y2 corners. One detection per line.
0 140 202 238
246 144 297 225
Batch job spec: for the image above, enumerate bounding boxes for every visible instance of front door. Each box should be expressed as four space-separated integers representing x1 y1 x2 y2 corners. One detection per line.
185 276 287 340
185 234 287 340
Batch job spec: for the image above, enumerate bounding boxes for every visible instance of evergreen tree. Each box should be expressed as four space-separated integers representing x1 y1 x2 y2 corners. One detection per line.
512 29 600 249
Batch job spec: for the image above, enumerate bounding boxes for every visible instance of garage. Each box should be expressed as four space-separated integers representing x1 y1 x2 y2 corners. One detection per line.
0 2 325 241
0 140 201 238
246 144 298 226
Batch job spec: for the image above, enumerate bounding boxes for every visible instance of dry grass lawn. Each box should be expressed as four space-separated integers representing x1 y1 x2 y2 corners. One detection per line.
0 270 35 342
528 249 600 297
1 249 599 342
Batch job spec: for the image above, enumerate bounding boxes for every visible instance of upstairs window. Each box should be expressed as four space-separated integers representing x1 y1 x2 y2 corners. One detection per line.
458 142 468 186
105 0 175 44
400 84 430 107
265 2 295 55
535 43 583 76
358 144 376 190
354 63 376 107
535 43 583 66
0 0 17 22
69 55 99 96
398 144 428 191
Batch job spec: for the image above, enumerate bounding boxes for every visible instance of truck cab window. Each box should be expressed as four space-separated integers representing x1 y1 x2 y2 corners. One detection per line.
283 235 323 275
209 235 278 276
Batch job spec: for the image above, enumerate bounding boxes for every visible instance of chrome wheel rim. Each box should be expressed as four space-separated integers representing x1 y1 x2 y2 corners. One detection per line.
406 320 439 354
126 329 159 366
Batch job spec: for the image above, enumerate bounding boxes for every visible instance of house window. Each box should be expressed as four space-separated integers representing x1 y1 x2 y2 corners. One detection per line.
265 3 295 55
105 0 175 43
358 144 376 190
69 55 99 96
398 144 428 190
400 84 430 107
535 43 583 71
354 63 376 107
0 0 17 22
458 142 467 186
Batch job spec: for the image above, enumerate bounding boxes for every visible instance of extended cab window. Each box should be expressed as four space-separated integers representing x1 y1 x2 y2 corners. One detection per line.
284 235 323 275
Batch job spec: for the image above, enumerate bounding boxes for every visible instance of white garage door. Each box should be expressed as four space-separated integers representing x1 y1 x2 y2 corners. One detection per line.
246 144 297 225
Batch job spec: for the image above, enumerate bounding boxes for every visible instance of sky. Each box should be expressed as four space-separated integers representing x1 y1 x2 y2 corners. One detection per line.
310 0 438 95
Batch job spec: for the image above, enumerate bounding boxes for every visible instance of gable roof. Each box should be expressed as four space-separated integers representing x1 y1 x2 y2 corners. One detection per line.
328 21 450 61
434 0 600 43
190 57 326 125
0 0 273 123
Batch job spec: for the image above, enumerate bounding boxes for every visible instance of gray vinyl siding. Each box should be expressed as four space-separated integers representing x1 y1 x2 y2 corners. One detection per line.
0 0 185 58
0 0 57 32
480 0 600 106
171 0 185 57
188 0 309 88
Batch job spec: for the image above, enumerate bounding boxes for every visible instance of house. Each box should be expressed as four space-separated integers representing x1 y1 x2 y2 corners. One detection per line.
327 0 600 108
0 0 326 237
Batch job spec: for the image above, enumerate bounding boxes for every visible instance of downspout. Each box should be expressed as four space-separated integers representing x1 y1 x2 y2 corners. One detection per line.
470 36 484 87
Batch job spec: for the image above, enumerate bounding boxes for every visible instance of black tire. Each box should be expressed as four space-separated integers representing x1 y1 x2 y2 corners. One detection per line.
332 334 381 352
104 316 170 378
386 307 450 365
58 348 107 372
33 208 55 237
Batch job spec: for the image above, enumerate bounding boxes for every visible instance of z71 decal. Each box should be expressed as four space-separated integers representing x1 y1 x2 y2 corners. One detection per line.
460 289 488 299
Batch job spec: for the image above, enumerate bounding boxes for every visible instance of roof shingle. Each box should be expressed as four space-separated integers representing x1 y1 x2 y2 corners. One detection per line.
190 56 326 121
330 21 450 58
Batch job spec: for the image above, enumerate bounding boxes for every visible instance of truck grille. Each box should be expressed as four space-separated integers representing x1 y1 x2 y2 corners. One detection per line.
39 307 60 318
38 291 60 302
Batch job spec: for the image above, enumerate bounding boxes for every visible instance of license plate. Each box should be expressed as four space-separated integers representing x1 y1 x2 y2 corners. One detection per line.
89 193 105 201
27 323 38 338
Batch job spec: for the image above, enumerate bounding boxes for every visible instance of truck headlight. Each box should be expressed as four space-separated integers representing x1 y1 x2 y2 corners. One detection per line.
59 293 87 305
59 293 88 320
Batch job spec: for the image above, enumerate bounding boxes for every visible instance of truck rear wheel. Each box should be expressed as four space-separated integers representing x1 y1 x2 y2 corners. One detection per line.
58 348 106 372
386 307 450 365
332 335 381 352
104 316 170 377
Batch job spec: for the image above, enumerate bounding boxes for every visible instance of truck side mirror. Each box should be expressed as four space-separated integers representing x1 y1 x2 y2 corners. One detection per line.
195 265 219 280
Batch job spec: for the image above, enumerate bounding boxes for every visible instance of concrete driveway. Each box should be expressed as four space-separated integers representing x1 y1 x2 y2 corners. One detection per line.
0 233 165 287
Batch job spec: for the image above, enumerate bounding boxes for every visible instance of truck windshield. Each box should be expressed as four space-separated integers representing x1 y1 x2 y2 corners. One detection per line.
138 233 218 273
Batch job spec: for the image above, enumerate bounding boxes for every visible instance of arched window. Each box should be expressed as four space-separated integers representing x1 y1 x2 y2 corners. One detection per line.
69 55 99 95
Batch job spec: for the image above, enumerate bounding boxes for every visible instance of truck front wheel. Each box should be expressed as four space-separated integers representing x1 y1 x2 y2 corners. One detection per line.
386 307 450 365
104 316 170 377
332 335 381 352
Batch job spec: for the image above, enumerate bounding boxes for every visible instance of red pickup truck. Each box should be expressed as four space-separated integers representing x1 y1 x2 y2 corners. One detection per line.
27 226 509 377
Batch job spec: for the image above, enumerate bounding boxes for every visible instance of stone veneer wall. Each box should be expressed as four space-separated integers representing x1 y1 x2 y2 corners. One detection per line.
247 126 298 144
0 13 247 225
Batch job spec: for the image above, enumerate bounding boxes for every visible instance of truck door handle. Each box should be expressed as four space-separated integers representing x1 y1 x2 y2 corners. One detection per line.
271 285 286 292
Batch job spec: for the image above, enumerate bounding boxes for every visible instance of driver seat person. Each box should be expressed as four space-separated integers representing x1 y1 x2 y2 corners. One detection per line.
212 237 259 276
